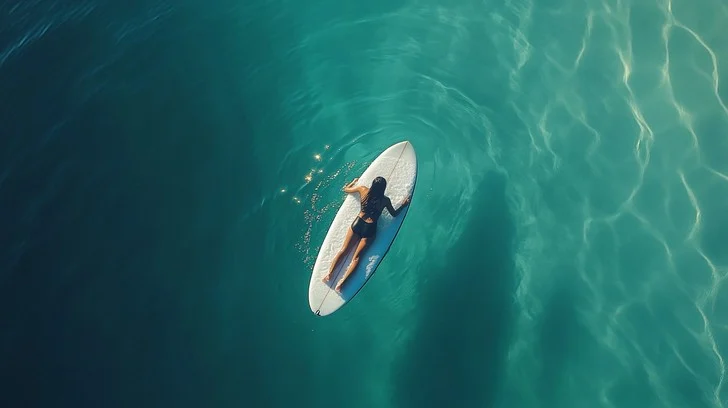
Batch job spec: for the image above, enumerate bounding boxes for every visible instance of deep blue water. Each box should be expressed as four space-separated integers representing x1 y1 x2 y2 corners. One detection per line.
2 0 727 407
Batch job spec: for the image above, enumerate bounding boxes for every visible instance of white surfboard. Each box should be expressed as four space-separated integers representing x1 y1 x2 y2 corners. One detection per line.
308 141 417 317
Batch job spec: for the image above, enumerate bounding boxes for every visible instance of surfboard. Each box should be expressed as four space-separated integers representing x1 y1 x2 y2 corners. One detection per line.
308 140 417 317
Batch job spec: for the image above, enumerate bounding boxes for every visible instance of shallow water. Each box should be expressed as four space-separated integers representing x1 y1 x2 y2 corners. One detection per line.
1 0 727 407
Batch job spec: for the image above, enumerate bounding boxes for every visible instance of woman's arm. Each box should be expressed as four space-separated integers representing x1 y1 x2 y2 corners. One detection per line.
343 178 362 194
385 195 411 217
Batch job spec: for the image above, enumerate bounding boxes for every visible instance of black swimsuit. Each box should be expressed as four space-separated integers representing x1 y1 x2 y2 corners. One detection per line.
351 195 383 238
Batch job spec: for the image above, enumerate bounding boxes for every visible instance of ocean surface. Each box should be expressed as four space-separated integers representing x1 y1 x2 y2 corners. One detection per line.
1 0 727 407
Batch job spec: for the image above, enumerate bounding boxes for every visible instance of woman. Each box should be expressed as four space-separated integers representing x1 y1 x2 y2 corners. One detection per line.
323 176 411 293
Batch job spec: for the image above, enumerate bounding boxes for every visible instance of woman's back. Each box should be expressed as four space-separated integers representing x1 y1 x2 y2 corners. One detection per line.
360 189 386 222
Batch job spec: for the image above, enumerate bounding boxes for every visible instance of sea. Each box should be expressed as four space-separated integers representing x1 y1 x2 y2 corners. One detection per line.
1 0 727 407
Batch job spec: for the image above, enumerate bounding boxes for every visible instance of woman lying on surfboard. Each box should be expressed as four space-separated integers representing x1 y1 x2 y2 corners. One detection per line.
323 176 411 293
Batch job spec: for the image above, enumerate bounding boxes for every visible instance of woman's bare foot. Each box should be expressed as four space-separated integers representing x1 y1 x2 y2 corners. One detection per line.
335 282 343 293
322 273 332 283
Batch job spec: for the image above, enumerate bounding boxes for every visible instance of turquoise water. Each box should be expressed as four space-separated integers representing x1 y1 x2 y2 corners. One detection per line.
1 0 727 406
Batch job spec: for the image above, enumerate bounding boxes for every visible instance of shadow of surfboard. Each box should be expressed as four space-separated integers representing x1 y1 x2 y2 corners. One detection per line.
535 272 590 406
391 170 517 408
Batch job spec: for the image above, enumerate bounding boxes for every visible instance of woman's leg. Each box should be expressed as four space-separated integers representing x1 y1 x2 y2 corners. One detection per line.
335 235 373 292
323 226 356 282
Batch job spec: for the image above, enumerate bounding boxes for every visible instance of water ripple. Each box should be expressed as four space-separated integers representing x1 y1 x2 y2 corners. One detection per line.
0 0 97 68
6 0 721 406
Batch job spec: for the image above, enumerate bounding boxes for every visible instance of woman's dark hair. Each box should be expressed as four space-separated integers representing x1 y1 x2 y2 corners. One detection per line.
363 176 386 211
